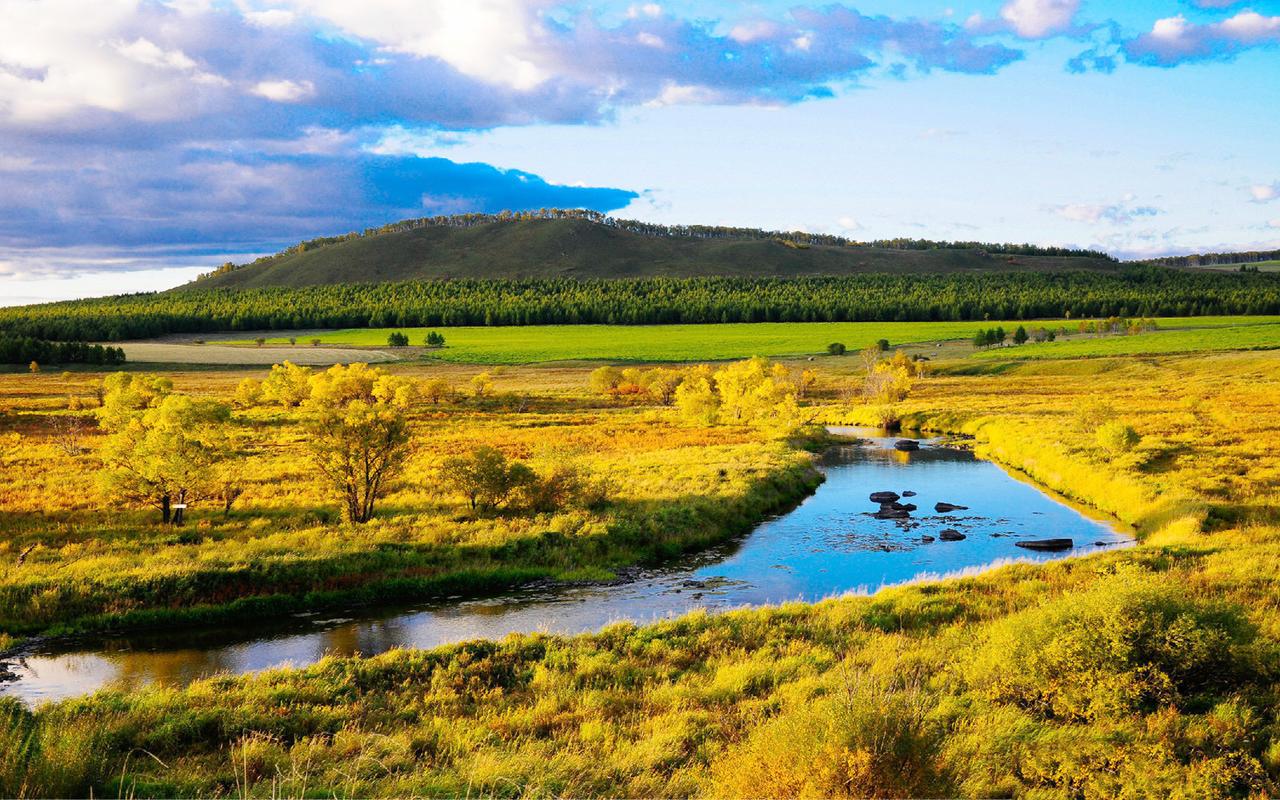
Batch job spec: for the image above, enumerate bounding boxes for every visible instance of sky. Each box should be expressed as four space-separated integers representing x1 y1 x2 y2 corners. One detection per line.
1 0 1279 304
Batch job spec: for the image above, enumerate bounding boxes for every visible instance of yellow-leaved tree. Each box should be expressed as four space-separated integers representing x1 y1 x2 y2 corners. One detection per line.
97 375 230 525
676 358 804 436
304 363 416 523
260 360 313 407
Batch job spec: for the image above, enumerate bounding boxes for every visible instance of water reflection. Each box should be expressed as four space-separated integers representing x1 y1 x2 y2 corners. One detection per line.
2 428 1131 704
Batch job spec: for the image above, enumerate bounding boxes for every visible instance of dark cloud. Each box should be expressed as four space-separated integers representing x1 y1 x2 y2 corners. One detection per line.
0 147 636 261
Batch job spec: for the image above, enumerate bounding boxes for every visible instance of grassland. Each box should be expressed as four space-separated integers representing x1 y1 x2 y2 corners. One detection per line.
0 366 820 638
973 320 1280 360
5 348 1280 797
198 315 1280 365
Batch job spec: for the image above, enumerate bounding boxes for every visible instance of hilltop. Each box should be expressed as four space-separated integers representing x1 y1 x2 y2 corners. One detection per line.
186 211 1121 289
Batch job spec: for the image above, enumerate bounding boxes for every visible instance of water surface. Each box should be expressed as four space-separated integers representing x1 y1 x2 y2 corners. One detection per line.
1 428 1130 704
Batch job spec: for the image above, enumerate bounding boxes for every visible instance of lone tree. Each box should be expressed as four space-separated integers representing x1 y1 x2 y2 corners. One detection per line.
440 446 536 511
97 379 230 525
305 362 415 523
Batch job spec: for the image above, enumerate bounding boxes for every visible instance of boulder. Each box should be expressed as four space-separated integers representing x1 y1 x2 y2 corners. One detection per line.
874 508 911 520
869 491 900 504
894 439 920 451
920 534 935 543
897 503 918 512
939 529 966 541
902 491 916 497
934 502 969 513
1015 538 1074 551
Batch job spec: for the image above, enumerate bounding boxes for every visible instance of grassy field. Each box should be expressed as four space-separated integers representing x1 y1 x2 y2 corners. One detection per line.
207 315 1280 365
0 365 820 638
1197 259 1280 272
5 349 1280 797
974 321 1280 359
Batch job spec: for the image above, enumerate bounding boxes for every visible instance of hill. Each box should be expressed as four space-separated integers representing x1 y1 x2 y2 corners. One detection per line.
187 214 1121 289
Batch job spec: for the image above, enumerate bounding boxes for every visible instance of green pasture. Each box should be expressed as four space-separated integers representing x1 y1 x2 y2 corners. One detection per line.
974 321 1280 359
217 316 1280 364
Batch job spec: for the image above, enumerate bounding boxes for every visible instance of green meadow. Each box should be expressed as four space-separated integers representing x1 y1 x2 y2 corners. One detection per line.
219 316 1280 364
974 320 1280 360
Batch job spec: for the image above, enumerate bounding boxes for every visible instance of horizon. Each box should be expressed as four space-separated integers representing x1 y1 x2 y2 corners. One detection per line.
2 0 1279 303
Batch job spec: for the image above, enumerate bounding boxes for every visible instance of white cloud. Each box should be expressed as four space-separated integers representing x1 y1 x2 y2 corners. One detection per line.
285 0 553 91
0 1 232 123
999 0 1080 38
1050 198 1161 225
729 20 778 43
250 78 316 102
1251 183 1280 203
244 9 297 28
1126 10 1280 65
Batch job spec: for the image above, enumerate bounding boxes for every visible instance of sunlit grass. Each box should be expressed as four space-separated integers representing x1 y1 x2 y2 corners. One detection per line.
213 315 1280 364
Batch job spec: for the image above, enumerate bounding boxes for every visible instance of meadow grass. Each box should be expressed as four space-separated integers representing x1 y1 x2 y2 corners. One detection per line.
972 320 1280 359
4 349 1280 797
209 315 1280 364
0 366 822 637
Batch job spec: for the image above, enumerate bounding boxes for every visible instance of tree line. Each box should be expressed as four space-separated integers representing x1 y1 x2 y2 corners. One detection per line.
5 268 1279 342
1142 248 1280 268
0 334 125 365
196 208 1114 281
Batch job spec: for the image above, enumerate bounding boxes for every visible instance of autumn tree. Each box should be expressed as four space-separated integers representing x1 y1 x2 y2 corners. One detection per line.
234 377 263 408
645 367 685 405
304 363 416 524
260 361 313 407
98 390 231 524
421 377 451 405
439 446 536 511
860 350 922 405
589 366 624 396
675 365 720 425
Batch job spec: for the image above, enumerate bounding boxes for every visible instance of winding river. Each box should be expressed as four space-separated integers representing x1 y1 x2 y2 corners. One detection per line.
1 428 1131 704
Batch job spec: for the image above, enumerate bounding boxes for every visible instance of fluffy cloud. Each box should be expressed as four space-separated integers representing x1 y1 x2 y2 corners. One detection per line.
0 0 1032 279
1124 11 1280 65
1050 198 1162 225
999 0 1082 39
1251 183 1280 203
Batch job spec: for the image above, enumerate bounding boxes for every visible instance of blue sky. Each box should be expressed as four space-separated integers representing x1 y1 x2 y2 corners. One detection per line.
1 0 1278 303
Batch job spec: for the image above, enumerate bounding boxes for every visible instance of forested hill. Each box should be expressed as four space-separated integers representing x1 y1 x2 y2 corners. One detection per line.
187 211 1120 289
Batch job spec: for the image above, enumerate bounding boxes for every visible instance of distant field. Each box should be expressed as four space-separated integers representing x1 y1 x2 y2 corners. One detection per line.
973 321 1280 359
1196 260 1280 272
202 316 1280 364
221 321 1002 363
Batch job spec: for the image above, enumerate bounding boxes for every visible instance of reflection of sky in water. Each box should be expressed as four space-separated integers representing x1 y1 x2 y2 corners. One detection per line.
3 428 1130 704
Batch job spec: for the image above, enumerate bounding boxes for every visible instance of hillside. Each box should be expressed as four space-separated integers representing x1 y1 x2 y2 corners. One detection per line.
187 216 1121 289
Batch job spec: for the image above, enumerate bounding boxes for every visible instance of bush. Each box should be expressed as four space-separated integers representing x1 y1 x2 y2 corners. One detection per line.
387 331 410 347
969 573 1260 721
1096 420 1140 454
827 342 847 356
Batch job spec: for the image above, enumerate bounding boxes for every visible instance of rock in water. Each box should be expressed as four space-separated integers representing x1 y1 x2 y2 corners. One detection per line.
921 534 935 543
939 529 966 541
874 507 911 520
935 502 969 513
902 491 916 497
1015 538 1074 551
894 439 920 451
870 491 900 504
